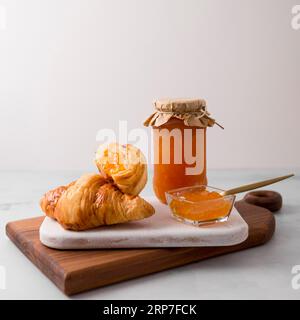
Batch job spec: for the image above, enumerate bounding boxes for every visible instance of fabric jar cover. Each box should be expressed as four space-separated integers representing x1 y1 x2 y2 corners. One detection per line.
143 98 218 128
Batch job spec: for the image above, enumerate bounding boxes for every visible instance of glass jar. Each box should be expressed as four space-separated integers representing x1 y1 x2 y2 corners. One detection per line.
153 118 207 203
144 99 217 204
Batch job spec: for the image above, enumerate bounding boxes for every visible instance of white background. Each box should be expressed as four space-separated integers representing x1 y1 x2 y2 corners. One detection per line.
0 0 299 171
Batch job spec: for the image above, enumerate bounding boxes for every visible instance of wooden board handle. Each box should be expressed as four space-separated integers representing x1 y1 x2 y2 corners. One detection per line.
243 190 282 212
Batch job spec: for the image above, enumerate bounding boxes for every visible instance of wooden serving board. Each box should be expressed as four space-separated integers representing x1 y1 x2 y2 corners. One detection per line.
6 199 275 296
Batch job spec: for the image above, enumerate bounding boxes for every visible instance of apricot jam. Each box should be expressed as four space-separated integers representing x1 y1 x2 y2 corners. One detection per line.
153 118 207 203
144 98 218 204
168 188 233 223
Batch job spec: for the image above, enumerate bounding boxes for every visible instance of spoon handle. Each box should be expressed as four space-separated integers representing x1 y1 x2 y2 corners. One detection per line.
222 174 294 196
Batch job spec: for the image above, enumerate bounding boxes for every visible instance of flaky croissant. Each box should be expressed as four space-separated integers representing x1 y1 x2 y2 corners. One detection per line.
95 143 147 196
40 173 154 231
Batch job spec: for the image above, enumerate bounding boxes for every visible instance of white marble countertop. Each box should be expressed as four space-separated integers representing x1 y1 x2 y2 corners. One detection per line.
0 169 299 300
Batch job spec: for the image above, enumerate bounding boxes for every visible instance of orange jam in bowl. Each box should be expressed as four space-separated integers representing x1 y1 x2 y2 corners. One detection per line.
166 186 236 226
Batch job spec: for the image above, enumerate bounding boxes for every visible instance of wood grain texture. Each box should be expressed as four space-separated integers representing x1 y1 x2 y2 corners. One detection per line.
6 200 275 296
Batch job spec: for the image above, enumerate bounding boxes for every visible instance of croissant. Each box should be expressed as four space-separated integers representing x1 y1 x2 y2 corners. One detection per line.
95 143 147 196
40 173 155 231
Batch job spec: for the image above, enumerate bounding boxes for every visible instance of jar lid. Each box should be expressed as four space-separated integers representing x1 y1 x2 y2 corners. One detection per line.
144 98 220 128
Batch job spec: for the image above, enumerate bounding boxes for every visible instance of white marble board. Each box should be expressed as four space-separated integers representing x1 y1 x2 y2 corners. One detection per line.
39 197 249 249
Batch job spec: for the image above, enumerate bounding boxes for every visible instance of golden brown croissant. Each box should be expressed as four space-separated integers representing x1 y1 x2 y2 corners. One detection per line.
40 173 155 231
95 143 147 196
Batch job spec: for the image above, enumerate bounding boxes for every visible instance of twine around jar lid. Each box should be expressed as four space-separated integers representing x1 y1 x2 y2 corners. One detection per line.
143 98 223 128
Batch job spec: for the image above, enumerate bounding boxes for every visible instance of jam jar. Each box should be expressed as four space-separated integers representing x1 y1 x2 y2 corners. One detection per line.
144 98 218 204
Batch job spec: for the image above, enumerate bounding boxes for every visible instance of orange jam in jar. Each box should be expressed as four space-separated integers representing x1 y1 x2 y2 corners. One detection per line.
153 118 207 203
144 99 217 204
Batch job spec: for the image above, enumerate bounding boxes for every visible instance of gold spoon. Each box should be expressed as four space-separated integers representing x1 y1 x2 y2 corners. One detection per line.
220 174 294 196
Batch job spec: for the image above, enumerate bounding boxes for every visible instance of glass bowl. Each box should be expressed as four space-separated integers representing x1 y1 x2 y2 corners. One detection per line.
165 185 236 226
